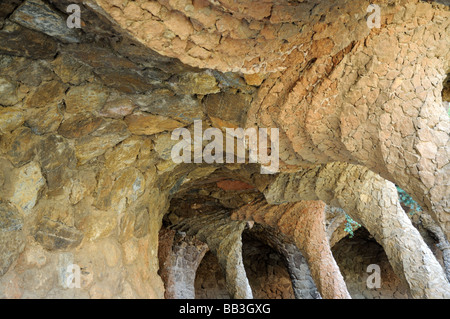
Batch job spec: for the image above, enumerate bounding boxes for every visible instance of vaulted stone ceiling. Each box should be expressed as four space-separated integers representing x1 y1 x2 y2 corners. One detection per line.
0 0 449 299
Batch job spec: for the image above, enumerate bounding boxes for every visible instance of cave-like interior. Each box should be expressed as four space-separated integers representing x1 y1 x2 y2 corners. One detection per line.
0 0 449 299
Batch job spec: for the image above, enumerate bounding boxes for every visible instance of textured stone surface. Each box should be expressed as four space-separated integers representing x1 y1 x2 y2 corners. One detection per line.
8 161 45 214
0 202 25 276
11 0 80 43
34 218 83 251
124 113 184 136
232 201 350 299
264 163 450 298
0 0 448 301
0 22 58 59
172 211 253 299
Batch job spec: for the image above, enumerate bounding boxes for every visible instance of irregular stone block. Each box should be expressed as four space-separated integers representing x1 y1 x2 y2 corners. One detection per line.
37 135 76 173
204 92 253 128
65 44 138 70
25 80 68 109
74 120 130 164
34 218 83 251
124 113 184 136
137 91 203 123
10 0 80 43
76 209 117 241
0 107 25 134
58 115 104 139
134 207 150 238
0 77 22 106
9 161 45 214
64 83 109 114
0 202 25 276
104 136 143 172
50 53 93 85
99 98 136 119
27 104 63 135
2 127 38 167
170 72 220 95
97 69 155 94
0 22 58 59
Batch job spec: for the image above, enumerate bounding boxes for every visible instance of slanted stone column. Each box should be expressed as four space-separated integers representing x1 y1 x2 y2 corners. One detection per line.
232 200 351 299
172 212 253 299
246 225 321 299
265 162 450 298
158 229 209 299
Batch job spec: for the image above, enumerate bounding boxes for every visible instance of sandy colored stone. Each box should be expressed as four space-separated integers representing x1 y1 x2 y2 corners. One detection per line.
9 162 45 214
77 209 117 242
244 73 265 86
65 83 109 114
99 98 136 119
25 81 67 109
124 113 184 136
104 136 144 172
34 218 83 251
0 107 25 134
74 120 130 164
58 115 104 139
0 202 25 276
27 104 63 135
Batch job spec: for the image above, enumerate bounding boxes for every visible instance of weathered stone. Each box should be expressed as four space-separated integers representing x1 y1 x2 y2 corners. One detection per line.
134 207 150 238
25 81 67 109
11 0 80 43
69 169 97 205
204 92 253 128
2 127 38 167
74 120 130 164
97 69 154 94
0 107 25 134
118 212 136 243
0 77 22 106
64 83 109 114
0 202 25 276
51 53 93 85
136 90 203 123
95 167 145 213
211 71 255 94
27 104 63 135
170 72 220 95
76 209 117 241
0 0 22 21
65 44 138 70
243 73 265 86
153 132 181 161
104 136 143 171
121 239 139 264
9 161 45 214
58 115 104 139
37 135 75 173
0 22 58 60
124 113 184 136
99 98 136 119
34 218 83 250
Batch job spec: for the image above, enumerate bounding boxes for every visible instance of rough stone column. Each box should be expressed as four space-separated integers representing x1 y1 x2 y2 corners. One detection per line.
265 162 450 298
419 214 450 282
232 201 351 299
172 212 253 299
246 225 321 299
158 229 209 299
